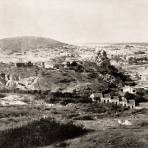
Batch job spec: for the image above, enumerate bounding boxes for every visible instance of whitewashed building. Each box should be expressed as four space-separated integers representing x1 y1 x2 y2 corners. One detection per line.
122 86 136 94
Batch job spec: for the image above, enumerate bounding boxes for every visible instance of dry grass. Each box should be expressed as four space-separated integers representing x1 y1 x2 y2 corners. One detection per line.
67 128 148 148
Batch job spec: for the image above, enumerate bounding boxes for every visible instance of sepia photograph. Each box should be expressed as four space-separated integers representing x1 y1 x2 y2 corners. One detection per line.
0 0 148 147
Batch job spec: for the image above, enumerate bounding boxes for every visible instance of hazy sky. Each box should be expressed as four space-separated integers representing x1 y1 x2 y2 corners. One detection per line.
0 0 148 43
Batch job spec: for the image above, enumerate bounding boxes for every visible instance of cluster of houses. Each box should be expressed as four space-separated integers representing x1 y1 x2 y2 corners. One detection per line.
15 61 54 69
90 85 136 109
15 61 34 67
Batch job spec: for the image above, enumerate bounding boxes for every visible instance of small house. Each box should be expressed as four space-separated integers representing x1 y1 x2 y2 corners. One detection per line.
122 86 136 94
90 93 103 102
120 101 128 107
100 94 111 103
110 96 120 105
119 96 128 107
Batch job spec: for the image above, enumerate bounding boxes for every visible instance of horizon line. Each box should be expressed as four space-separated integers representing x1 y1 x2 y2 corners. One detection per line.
0 35 148 45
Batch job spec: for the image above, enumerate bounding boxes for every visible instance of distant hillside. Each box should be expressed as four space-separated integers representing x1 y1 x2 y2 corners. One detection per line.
115 42 148 45
0 36 66 53
78 42 148 47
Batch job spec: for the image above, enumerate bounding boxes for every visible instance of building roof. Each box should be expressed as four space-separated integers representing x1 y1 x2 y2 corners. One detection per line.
128 100 135 104
90 93 103 98
112 96 119 100
103 94 111 98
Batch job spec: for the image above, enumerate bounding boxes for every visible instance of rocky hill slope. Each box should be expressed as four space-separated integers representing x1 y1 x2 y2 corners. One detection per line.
0 50 128 95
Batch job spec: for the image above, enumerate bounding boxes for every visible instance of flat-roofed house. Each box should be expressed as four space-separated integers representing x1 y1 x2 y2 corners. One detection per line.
122 86 136 94
119 97 128 107
110 96 120 105
100 94 111 103
90 93 103 102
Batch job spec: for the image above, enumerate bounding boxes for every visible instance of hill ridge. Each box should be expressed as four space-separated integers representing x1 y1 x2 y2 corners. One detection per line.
0 36 66 53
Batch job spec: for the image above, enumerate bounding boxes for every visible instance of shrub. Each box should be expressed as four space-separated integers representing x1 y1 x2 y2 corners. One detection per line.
0 117 87 148
0 93 6 98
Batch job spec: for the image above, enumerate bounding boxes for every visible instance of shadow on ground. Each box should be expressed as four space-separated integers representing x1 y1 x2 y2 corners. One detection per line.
0 117 88 148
